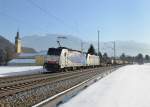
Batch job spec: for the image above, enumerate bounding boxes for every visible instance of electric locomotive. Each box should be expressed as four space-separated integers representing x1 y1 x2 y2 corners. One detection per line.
43 47 87 72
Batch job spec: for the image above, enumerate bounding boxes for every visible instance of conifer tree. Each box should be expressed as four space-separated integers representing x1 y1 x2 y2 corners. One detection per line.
87 44 96 55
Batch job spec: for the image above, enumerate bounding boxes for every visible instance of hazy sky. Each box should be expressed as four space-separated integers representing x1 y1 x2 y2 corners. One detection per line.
0 0 150 43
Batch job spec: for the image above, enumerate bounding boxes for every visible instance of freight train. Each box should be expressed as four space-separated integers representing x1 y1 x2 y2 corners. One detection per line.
43 47 100 72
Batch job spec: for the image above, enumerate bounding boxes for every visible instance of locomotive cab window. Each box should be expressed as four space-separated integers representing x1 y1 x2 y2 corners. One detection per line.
47 48 62 55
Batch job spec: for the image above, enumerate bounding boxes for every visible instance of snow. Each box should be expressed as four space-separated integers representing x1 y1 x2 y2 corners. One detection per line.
59 64 150 107
19 53 38 57
19 52 46 58
8 59 35 64
0 66 43 77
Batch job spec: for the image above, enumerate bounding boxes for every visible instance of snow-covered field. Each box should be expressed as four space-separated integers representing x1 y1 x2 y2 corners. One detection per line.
0 66 43 77
59 64 150 107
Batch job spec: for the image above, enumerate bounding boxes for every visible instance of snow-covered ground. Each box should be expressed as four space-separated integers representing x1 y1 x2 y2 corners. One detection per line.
0 66 43 77
59 64 150 107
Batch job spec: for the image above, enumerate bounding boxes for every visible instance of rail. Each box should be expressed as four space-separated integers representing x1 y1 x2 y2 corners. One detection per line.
33 66 120 107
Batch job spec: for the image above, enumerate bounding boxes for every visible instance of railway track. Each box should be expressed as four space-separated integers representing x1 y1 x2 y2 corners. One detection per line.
0 66 111 88
0 65 122 107
0 67 107 84
0 67 108 98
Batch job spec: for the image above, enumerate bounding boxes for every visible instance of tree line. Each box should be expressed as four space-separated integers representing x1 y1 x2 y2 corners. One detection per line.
0 47 15 65
87 44 150 64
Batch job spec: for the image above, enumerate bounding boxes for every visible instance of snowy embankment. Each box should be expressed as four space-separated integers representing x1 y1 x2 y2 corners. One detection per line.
0 66 43 77
59 64 150 107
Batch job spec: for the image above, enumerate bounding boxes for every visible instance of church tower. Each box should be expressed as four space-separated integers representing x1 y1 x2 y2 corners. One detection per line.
15 31 22 54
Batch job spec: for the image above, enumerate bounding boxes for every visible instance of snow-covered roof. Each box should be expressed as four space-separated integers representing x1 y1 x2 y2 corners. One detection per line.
8 59 35 64
18 52 46 59
0 66 43 77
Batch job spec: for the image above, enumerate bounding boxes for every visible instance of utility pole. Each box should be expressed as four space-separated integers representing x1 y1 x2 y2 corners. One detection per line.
81 41 83 53
98 30 100 55
98 30 101 64
113 41 116 64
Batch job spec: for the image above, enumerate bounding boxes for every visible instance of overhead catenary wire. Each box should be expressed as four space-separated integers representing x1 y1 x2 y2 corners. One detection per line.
25 0 87 51
0 10 50 33
0 11 22 24
0 0 87 49
0 0 79 36
25 0 77 33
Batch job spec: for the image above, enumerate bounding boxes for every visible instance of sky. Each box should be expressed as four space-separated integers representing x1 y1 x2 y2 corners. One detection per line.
0 0 150 43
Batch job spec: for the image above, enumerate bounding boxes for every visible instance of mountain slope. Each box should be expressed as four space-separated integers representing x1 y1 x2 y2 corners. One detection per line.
22 34 83 51
22 34 150 56
0 35 16 64
0 36 15 50
22 47 37 53
0 35 37 65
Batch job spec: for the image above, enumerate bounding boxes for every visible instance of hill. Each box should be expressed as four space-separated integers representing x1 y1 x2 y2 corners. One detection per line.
22 34 83 52
22 34 150 56
0 35 15 64
22 47 37 53
0 35 37 65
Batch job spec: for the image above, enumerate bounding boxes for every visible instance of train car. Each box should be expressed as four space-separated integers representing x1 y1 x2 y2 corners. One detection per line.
86 54 100 67
43 47 86 72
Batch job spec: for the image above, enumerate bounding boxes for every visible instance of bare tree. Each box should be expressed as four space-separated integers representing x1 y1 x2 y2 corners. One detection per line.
0 49 6 65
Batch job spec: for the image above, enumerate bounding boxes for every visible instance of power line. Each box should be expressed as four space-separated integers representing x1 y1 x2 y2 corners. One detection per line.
0 11 22 24
0 0 86 42
25 0 76 32
0 10 48 33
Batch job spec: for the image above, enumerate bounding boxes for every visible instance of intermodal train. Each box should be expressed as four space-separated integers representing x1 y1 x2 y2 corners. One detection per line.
43 47 100 72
